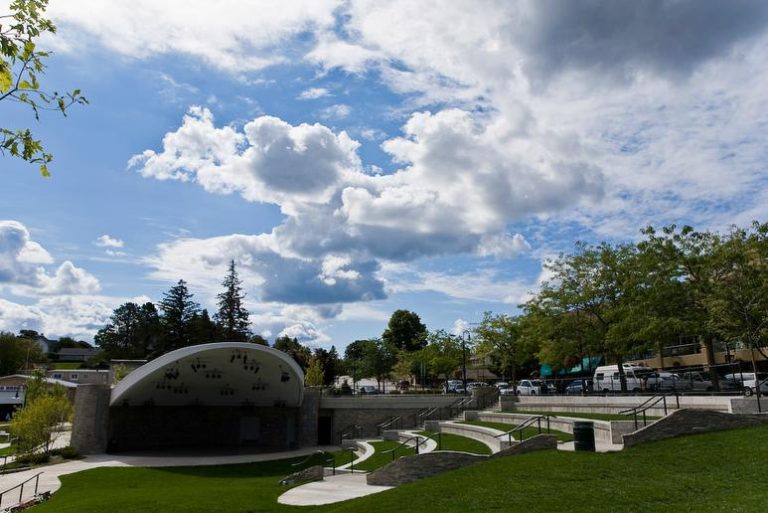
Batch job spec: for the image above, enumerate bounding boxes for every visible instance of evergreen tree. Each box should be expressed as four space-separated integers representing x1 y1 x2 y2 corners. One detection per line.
273 336 311 371
189 309 219 345
158 280 200 352
95 302 161 359
214 260 251 341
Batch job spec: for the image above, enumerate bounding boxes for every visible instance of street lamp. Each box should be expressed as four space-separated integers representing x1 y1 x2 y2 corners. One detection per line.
461 330 470 394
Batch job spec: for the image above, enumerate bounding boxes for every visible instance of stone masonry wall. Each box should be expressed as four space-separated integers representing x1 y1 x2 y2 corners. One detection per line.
367 434 558 486
622 409 768 448
71 384 111 455
490 434 557 459
367 451 484 486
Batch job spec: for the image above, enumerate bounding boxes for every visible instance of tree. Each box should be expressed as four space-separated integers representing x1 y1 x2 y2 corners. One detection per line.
705 223 768 375
158 280 200 352
249 334 269 345
95 302 162 359
1 0 87 176
305 357 325 387
273 336 311 371
0 331 43 374
343 339 395 390
189 309 219 345
524 242 650 391
214 260 251 341
313 346 341 386
476 313 538 390
9 370 72 455
382 309 427 352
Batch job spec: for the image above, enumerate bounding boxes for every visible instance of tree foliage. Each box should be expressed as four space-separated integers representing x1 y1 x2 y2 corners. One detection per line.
158 279 200 353
382 309 428 352
1 0 87 176
94 302 162 359
273 336 311 371
214 260 251 341
304 356 324 387
0 331 43 374
10 370 72 455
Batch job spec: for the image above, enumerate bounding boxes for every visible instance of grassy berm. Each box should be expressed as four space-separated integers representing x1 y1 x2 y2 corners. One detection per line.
33 425 767 513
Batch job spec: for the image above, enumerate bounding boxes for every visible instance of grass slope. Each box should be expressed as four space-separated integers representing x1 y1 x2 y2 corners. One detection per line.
34 426 768 513
354 440 416 472
417 431 492 455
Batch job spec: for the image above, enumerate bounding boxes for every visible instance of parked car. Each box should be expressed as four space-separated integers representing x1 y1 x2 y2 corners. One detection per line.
724 372 768 396
565 380 587 395
645 371 687 391
466 381 489 393
358 385 380 395
444 379 465 394
679 371 714 392
499 385 517 395
515 379 548 395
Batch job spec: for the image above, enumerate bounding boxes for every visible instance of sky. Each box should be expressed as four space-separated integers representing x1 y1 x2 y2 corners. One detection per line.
2 0 768 350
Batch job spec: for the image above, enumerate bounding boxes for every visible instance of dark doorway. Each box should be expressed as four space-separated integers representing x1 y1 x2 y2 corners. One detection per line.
239 416 260 447
318 415 332 445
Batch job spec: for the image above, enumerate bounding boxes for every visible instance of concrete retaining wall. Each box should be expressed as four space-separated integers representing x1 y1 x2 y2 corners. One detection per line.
470 411 635 445
491 434 557 458
622 409 768 447
437 422 511 453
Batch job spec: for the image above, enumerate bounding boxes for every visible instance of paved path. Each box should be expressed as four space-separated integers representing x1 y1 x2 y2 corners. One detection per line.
278 473 392 506
0 445 339 510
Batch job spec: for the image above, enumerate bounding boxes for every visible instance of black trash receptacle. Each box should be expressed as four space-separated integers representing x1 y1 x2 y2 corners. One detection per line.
573 421 596 452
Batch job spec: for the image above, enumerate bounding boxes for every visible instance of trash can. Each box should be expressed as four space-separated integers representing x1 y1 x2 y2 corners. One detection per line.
573 421 596 452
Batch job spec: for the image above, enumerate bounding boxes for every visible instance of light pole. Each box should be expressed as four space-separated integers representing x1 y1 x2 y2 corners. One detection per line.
461 330 470 395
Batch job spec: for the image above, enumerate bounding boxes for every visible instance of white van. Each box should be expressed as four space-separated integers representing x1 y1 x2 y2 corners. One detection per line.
724 372 768 396
593 364 653 393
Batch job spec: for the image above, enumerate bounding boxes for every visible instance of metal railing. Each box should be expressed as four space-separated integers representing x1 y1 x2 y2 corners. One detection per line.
376 416 402 435
340 423 362 440
380 435 422 462
417 407 439 423
449 397 473 418
619 391 680 429
0 471 44 509
494 415 550 444
289 448 356 476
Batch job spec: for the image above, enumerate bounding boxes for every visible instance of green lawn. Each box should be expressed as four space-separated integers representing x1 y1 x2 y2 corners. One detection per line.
33 426 768 513
509 410 659 422
460 420 574 442
49 363 84 370
416 431 492 455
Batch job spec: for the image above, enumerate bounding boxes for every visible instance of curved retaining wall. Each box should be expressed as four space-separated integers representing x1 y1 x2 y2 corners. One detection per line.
501 394 734 416
622 409 768 447
467 411 636 445
436 421 511 453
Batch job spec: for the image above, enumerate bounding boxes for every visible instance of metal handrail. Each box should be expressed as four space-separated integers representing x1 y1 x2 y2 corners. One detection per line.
0 471 44 508
618 391 680 429
377 416 401 434
493 415 550 443
416 430 443 451
380 435 422 462
418 407 438 422
340 423 362 440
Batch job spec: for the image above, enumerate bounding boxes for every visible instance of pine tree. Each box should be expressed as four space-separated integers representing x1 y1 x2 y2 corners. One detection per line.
159 279 200 352
214 260 251 341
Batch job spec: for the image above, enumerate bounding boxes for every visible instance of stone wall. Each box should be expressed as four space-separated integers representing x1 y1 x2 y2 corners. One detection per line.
490 434 557 459
299 389 320 447
280 465 324 486
367 451 484 486
367 434 558 486
622 409 768 448
71 384 111 454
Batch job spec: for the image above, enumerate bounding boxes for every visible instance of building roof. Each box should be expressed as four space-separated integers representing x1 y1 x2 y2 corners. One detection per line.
110 342 305 408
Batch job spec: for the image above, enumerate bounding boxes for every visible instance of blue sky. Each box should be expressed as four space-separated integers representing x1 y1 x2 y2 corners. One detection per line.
3 1 768 350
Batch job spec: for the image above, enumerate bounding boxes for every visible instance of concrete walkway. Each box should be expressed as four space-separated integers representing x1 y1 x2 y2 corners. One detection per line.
0 445 339 510
278 473 392 506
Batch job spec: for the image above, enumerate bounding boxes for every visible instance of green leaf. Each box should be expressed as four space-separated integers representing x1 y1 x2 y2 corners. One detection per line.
0 67 12 93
